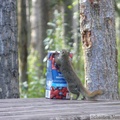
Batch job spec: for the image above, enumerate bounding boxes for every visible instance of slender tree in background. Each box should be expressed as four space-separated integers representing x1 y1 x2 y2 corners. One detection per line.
30 0 48 63
73 1 80 53
62 0 73 47
72 0 84 75
39 0 49 64
80 0 119 100
26 0 31 47
18 0 28 84
0 0 19 98
30 0 39 52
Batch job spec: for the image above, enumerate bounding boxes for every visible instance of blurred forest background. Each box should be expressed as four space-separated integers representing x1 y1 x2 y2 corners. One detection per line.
17 0 120 98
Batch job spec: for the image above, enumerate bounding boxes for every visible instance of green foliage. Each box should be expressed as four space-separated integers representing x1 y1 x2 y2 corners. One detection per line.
116 1 120 91
44 7 85 84
116 37 120 92
21 0 84 99
115 1 120 16
21 51 46 98
44 10 66 51
20 0 120 99
50 0 63 8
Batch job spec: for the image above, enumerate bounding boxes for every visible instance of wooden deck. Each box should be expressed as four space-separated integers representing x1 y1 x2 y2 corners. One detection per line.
0 98 120 120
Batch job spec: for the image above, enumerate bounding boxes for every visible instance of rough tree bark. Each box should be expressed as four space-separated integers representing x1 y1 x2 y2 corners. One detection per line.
80 0 119 100
0 0 19 98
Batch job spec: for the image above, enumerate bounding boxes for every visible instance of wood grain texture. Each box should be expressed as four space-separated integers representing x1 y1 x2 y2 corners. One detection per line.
0 98 120 120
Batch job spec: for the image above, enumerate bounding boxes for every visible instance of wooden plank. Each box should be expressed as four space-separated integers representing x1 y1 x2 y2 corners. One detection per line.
0 98 120 120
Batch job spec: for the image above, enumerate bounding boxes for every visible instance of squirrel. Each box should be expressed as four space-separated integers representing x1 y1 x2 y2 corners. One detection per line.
55 49 104 100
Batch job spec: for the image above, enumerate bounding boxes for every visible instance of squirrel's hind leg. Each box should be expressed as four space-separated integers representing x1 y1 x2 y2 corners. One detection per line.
75 93 80 100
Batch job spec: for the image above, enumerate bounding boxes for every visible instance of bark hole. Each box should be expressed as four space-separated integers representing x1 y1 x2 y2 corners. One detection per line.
105 18 112 30
89 0 100 4
90 0 100 16
82 30 92 48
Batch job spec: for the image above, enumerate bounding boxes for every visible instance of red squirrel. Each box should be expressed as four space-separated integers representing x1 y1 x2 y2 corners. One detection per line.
55 49 104 100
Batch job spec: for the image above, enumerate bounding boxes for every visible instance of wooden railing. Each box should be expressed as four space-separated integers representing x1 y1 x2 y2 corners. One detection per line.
0 98 120 120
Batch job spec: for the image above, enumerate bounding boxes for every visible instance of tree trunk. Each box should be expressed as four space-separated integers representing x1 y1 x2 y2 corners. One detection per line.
62 0 73 47
0 0 19 98
80 0 119 100
73 1 80 53
18 0 28 83
30 0 48 63
26 0 32 51
39 0 48 63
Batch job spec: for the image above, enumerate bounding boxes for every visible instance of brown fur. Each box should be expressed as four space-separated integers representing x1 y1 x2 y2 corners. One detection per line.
55 49 103 100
